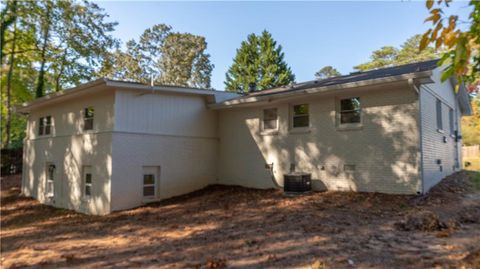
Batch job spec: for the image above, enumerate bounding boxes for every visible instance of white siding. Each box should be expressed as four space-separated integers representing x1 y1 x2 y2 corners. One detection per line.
218 84 422 194
22 91 115 215
25 90 115 140
110 133 218 211
114 89 217 137
420 68 461 192
110 90 219 211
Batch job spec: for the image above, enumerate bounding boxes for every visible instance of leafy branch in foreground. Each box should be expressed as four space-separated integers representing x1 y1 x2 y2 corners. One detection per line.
421 0 479 84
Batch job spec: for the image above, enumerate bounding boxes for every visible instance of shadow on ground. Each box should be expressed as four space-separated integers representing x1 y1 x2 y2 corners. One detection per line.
1 171 479 269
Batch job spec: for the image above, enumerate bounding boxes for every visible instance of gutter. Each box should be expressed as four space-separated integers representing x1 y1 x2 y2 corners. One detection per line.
209 71 433 109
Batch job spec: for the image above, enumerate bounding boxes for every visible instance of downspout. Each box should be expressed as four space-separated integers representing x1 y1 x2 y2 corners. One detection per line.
409 78 424 194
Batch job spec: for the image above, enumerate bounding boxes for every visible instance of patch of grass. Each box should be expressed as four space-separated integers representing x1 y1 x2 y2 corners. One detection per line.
464 158 480 172
468 171 480 191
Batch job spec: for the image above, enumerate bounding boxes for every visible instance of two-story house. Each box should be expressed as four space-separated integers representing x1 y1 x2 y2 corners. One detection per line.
18 60 472 215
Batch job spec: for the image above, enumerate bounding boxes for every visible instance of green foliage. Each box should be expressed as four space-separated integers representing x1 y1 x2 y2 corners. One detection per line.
315 66 341 79
225 30 295 93
354 35 439 71
1 0 118 148
101 24 213 89
421 0 479 84
160 33 213 88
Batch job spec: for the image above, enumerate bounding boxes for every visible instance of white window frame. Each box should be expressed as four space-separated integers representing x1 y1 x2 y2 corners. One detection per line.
83 166 93 198
45 163 55 198
261 108 279 134
291 103 310 130
38 116 52 136
436 98 443 132
336 96 362 130
83 107 94 131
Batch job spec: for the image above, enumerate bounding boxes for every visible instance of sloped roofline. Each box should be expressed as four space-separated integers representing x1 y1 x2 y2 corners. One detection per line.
209 71 434 109
16 78 231 113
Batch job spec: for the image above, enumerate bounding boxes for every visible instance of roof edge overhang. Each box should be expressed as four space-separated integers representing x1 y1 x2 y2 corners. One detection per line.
16 78 108 114
15 78 218 114
209 71 434 110
450 76 473 116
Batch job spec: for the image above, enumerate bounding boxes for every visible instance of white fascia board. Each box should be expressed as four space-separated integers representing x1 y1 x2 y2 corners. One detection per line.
105 80 216 96
16 78 108 114
209 71 433 109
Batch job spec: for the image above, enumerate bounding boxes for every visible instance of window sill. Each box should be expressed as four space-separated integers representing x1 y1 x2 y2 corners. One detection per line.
336 124 363 131
260 130 279 136
437 129 444 134
81 196 91 202
289 128 311 134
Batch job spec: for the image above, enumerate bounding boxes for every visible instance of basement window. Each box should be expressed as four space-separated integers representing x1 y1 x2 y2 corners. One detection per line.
340 97 361 124
292 104 309 128
143 174 156 197
83 166 92 198
38 116 52 136
84 107 94 131
344 164 356 171
263 108 278 131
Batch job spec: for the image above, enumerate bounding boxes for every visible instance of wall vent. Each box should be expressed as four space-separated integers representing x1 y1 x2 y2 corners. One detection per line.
344 164 356 171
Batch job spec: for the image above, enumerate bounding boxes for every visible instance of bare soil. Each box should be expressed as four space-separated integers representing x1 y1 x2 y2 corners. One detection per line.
1 171 480 269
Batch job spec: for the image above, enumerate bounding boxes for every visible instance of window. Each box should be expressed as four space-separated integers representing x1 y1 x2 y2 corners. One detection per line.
340 97 361 124
84 107 94 131
292 104 309 128
436 99 443 130
449 108 454 134
83 166 92 197
38 116 52 136
143 174 155 197
263 108 278 131
46 164 55 197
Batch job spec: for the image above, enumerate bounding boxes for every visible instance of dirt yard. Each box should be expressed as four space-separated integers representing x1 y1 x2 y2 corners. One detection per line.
1 172 480 269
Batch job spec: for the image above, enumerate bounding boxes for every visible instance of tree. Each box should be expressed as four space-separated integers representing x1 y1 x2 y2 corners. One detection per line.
225 30 295 93
160 33 213 88
1 0 118 148
32 0 118 97
354 35 439 71
315 66 341 79
101 24 213 89
420 0 479 84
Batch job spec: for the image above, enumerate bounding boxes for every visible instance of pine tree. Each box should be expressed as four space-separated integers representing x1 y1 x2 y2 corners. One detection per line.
225 30 295 93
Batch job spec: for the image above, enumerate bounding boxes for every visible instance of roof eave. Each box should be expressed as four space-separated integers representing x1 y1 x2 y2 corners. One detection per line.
209 71 433 109
105 80 216 96
15 78 108 114
450 77 473 116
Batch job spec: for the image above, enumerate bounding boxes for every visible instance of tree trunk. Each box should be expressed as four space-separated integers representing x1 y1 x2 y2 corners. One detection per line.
35 3 51 98
4 20 17 148
55 49 67 92
0 0 17 65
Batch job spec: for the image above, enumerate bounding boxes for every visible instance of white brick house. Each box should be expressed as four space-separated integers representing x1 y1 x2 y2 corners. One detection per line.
18 60 472 215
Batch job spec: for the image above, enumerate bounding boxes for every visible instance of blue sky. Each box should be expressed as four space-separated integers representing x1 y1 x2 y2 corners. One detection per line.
94 1 471 90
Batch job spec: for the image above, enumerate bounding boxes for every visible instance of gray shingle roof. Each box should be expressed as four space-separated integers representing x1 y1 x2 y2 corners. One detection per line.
246 59 439 97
